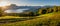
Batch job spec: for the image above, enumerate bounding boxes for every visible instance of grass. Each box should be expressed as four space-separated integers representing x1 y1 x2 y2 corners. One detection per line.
0 12 60 26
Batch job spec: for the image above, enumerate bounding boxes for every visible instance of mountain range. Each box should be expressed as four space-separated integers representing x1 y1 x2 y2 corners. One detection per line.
4 4 53 13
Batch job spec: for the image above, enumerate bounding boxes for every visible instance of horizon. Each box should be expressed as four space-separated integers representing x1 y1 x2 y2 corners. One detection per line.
0 0 59 6
0 0 59 13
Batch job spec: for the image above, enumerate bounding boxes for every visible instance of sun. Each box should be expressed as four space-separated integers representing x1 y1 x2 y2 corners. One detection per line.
0 1 10 7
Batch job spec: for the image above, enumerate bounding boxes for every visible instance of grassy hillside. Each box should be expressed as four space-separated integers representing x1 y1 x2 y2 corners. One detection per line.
0 12 60 26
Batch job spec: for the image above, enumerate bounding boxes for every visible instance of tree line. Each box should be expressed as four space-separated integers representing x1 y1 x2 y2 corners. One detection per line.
0 6 60 17
38 6 60 15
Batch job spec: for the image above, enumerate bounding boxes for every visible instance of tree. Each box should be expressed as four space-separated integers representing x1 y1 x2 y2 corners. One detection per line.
53 6 58 12
38 9 43 15
0 7 3 17
57 6 60 11
46 8 53 13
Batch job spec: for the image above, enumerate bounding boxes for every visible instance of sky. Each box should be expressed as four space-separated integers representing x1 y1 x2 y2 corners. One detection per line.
0 0 59 13
1 0 60 6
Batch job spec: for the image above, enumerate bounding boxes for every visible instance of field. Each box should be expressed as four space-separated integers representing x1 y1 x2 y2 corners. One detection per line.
0 12 60 26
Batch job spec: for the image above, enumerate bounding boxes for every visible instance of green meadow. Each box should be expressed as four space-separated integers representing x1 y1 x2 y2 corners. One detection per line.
0 12 60 26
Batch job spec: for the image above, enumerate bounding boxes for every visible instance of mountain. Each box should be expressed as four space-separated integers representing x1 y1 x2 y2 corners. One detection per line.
4 4 53 13
4 4 41 13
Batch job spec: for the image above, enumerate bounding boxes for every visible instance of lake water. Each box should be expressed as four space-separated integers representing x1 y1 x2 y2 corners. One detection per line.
4 9 29 13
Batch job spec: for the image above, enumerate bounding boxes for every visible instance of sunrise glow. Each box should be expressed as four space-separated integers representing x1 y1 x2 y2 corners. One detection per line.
0 1 10 7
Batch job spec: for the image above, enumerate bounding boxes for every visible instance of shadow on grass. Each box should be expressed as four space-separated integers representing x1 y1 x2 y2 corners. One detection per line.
0 17 35 24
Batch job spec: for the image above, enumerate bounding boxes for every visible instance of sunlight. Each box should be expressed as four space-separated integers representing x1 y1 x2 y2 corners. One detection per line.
0 1 10 7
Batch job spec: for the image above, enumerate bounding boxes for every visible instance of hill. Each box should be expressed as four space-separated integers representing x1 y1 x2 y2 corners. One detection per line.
0 12 60 26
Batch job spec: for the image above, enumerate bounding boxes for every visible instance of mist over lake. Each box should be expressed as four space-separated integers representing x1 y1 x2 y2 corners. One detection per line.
4 8 29 13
